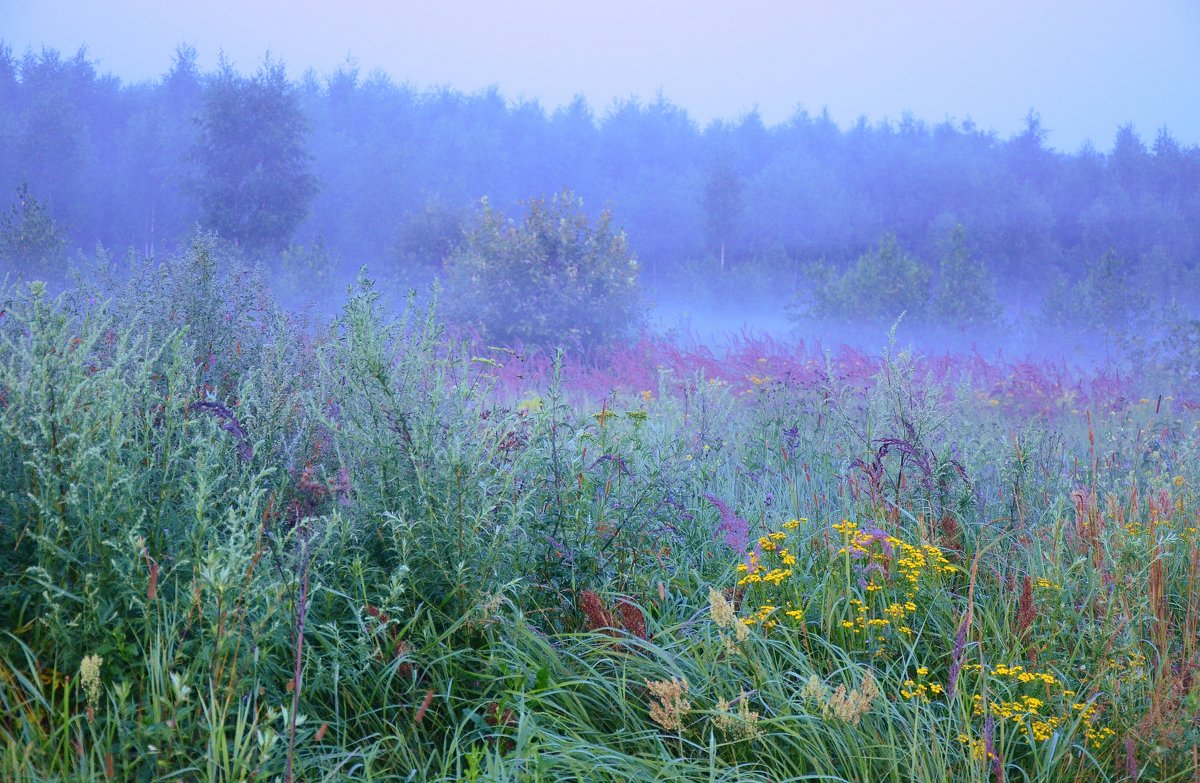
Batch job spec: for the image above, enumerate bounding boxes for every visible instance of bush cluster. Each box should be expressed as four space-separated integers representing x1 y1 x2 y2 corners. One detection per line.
800 228 1001 327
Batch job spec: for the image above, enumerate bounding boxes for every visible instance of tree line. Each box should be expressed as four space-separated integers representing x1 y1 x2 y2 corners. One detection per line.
1 43 1198 319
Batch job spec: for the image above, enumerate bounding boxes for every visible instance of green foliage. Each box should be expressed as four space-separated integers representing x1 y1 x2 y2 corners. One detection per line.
442 190 645 350
3 270 1200 781
273 236 339 306
0 184 68 279
394 198 467 270
193 56 318 255
803 233 932 322
931 225 1002 328
1040 249 1148 341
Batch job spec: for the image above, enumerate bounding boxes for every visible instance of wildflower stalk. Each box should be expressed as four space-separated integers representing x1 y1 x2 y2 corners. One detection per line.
285 532 309 783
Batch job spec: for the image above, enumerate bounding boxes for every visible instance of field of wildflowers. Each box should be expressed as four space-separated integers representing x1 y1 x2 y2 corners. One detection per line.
1 244 1199 782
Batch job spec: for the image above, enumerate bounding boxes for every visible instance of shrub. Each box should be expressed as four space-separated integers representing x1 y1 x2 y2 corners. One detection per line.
0 183 68 281
442 190 645 351
1039 249 1148 342
802 233 931 322
931 225 1002 328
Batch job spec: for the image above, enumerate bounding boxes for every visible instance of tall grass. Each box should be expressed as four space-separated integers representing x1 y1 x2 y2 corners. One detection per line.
1 245 1198 781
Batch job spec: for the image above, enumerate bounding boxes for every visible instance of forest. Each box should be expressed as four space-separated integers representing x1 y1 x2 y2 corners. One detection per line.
2 44 1199 335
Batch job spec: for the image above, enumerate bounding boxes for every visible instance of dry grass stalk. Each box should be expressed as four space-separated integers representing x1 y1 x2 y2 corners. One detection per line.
1015 575 1036 641
645 677 690 732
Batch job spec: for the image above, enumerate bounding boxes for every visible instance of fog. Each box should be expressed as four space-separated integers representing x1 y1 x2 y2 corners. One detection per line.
2 5 1199 381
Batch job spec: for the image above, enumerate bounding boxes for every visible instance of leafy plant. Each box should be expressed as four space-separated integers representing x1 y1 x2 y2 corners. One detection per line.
1040 249 1148 343
0 184 68 280
931 225 1002 328
802 233 932 322
442 190 645 351
193 55 318 254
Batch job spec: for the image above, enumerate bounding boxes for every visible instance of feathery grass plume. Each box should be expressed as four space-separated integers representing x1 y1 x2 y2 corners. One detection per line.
579 589 615 633
808 670 879 727
713 691 760 741
394 640 414 679
983 713 1004 782
947 618 968 698
1015 575 1035 640
708 587 748 644
829 671 880 727
800 674 830 703
616 597 647 639
645 677 690 733
708 587 735 627
79 654 103 710
1124 737 1138 781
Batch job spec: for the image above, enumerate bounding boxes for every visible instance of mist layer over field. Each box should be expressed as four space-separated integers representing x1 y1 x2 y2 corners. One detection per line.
0 44 1197 378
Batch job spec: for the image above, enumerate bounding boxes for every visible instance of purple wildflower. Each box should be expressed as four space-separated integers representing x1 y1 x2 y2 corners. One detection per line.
702 493 749 552
856 525 895 557
983 713 1004 782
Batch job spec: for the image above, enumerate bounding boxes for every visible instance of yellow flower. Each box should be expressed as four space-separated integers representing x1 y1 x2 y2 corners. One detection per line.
517 396 543 413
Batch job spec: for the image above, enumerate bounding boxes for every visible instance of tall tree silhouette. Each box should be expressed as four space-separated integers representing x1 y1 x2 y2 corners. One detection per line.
193 55 317 254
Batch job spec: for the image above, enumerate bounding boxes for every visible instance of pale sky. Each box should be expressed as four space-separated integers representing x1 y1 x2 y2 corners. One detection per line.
5 0 1199 151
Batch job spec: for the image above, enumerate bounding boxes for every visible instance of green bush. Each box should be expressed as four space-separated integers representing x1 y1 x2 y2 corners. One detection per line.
1040 249 1148 342
931 225 1002 328
0 184 68 281
442 190 645 350
802 233 931 322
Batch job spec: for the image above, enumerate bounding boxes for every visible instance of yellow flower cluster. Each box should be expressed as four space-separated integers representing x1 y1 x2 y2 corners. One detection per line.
737 561 794 587
742 604 778 630
991 663 1058 686
900 666 943 700
894 539 957 584
956 733 997 762
829 521 956 648
728 519 814 634
957 662 1116 750
736 548 794 586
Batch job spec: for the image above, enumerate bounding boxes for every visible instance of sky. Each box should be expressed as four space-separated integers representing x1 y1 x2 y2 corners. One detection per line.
5 0 1200 152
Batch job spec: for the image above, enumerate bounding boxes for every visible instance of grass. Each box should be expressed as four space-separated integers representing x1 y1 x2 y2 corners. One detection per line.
1 247 1199 781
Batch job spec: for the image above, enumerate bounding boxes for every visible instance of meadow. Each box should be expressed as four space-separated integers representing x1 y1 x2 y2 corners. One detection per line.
2 243 1199 782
